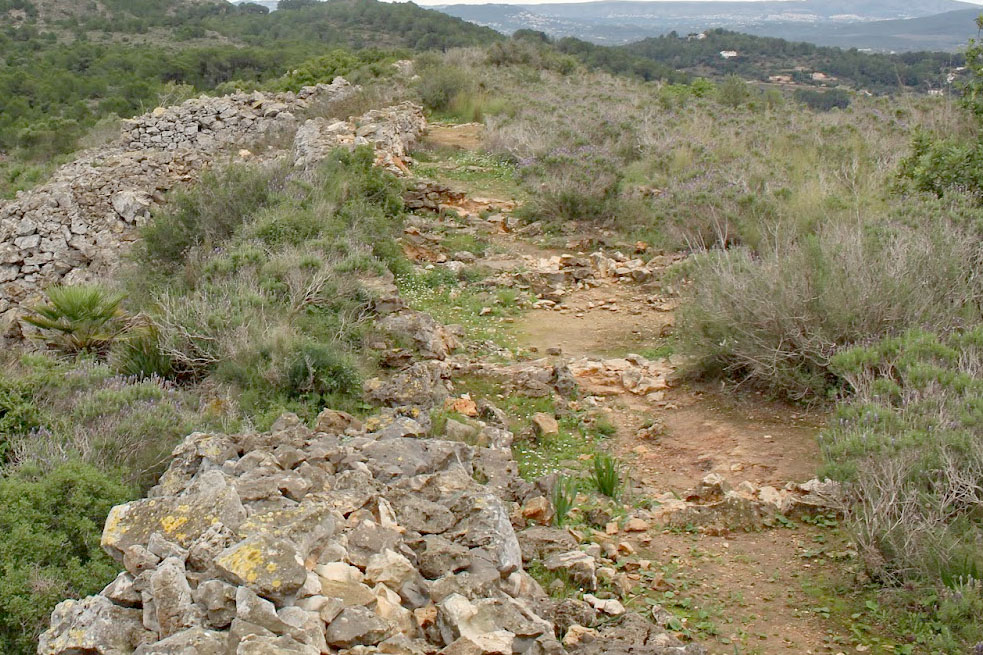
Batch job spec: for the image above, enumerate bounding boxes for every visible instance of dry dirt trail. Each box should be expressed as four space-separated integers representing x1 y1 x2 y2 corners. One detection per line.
415 124 859 655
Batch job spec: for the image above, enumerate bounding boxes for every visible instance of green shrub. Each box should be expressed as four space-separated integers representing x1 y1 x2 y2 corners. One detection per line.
284 342 361 398
677 218 982 399
821 328 983 586
793 88 851 111
415 65 472 113
899 131 983 201
22 285 127 355
275 49 396 92
516 149 641 225
716 75 751 108
0 462 132 655
552 476 579 527
0 377 41 462
130 147 403 418
591 452 622 499
110 320 173 380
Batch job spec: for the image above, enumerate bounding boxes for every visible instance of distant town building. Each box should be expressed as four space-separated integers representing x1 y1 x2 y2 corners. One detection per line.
720 50 738 59
811 72 836 82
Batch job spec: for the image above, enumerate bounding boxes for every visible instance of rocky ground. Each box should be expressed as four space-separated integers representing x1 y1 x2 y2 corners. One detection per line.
36 116 863 655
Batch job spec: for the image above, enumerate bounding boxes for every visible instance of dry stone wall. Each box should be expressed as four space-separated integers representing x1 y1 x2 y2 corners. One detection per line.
0 78 425 333
38 408 705 655
293 102 426 174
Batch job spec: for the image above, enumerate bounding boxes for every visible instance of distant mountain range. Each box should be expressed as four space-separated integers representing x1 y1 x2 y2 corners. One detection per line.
433 0 981 51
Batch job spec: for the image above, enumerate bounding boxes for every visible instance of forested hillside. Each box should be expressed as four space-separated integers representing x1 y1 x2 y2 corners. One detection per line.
0 0 499 196
610 29 963 94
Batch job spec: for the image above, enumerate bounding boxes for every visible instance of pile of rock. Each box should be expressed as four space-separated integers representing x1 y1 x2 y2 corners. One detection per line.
482 251 687 306
38 409 703 655
525 252 669 289
122 80 355 151
403 181 467 212
293 102 426 175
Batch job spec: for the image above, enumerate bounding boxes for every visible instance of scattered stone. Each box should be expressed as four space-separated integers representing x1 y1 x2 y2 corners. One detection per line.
582 594 625 616
545 551 598 590
531 413 559 437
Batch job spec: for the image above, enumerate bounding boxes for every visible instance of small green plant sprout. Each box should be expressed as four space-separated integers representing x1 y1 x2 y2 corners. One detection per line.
22 285 127 354
592 452 622 499
552 476 579 527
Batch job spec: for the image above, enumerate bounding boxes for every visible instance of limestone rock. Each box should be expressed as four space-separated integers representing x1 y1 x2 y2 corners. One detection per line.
150 557 199 638
102 471 245 560
544 551 597 590
236 634 320 655
215 534 307 603
531 413 559 437
38 595 152 655
134 627 227 655
325 606 390 648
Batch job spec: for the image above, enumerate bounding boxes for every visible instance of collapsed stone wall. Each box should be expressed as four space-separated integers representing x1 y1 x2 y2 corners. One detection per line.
293 102 426 174
38 408 704 655
0 78 424 332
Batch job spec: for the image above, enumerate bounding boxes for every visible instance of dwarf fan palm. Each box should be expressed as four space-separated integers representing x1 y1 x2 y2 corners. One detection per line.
22 285 126 354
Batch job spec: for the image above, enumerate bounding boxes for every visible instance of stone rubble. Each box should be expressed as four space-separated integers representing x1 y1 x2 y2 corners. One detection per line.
294 102 426 175
38 409 705 655
632 474 843 532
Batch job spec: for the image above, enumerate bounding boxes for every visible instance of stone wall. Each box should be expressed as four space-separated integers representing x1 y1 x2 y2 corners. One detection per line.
0 79 425 333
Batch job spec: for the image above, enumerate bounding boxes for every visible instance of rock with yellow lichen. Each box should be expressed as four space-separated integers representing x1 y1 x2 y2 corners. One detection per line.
102 470 245 561
214 533 308 603
38 596 152 655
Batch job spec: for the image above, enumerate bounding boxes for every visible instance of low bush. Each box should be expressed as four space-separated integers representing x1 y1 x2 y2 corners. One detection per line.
138 162 288 267
677 218 982 399
899 131 983 201
822 328 983 586
415 61 474 114
0 354 228 489
129 146 404 418
0 462 132 655
515 148 646 225
793 88 851 111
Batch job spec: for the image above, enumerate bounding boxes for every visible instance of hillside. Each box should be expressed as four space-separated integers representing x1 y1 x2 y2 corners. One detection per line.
611 29 964 93
0 4 982 655
435 0 979 50
744 7 983 52
0 0 499 195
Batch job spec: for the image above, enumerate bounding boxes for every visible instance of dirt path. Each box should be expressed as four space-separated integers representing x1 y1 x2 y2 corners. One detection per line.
411 128 854 655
